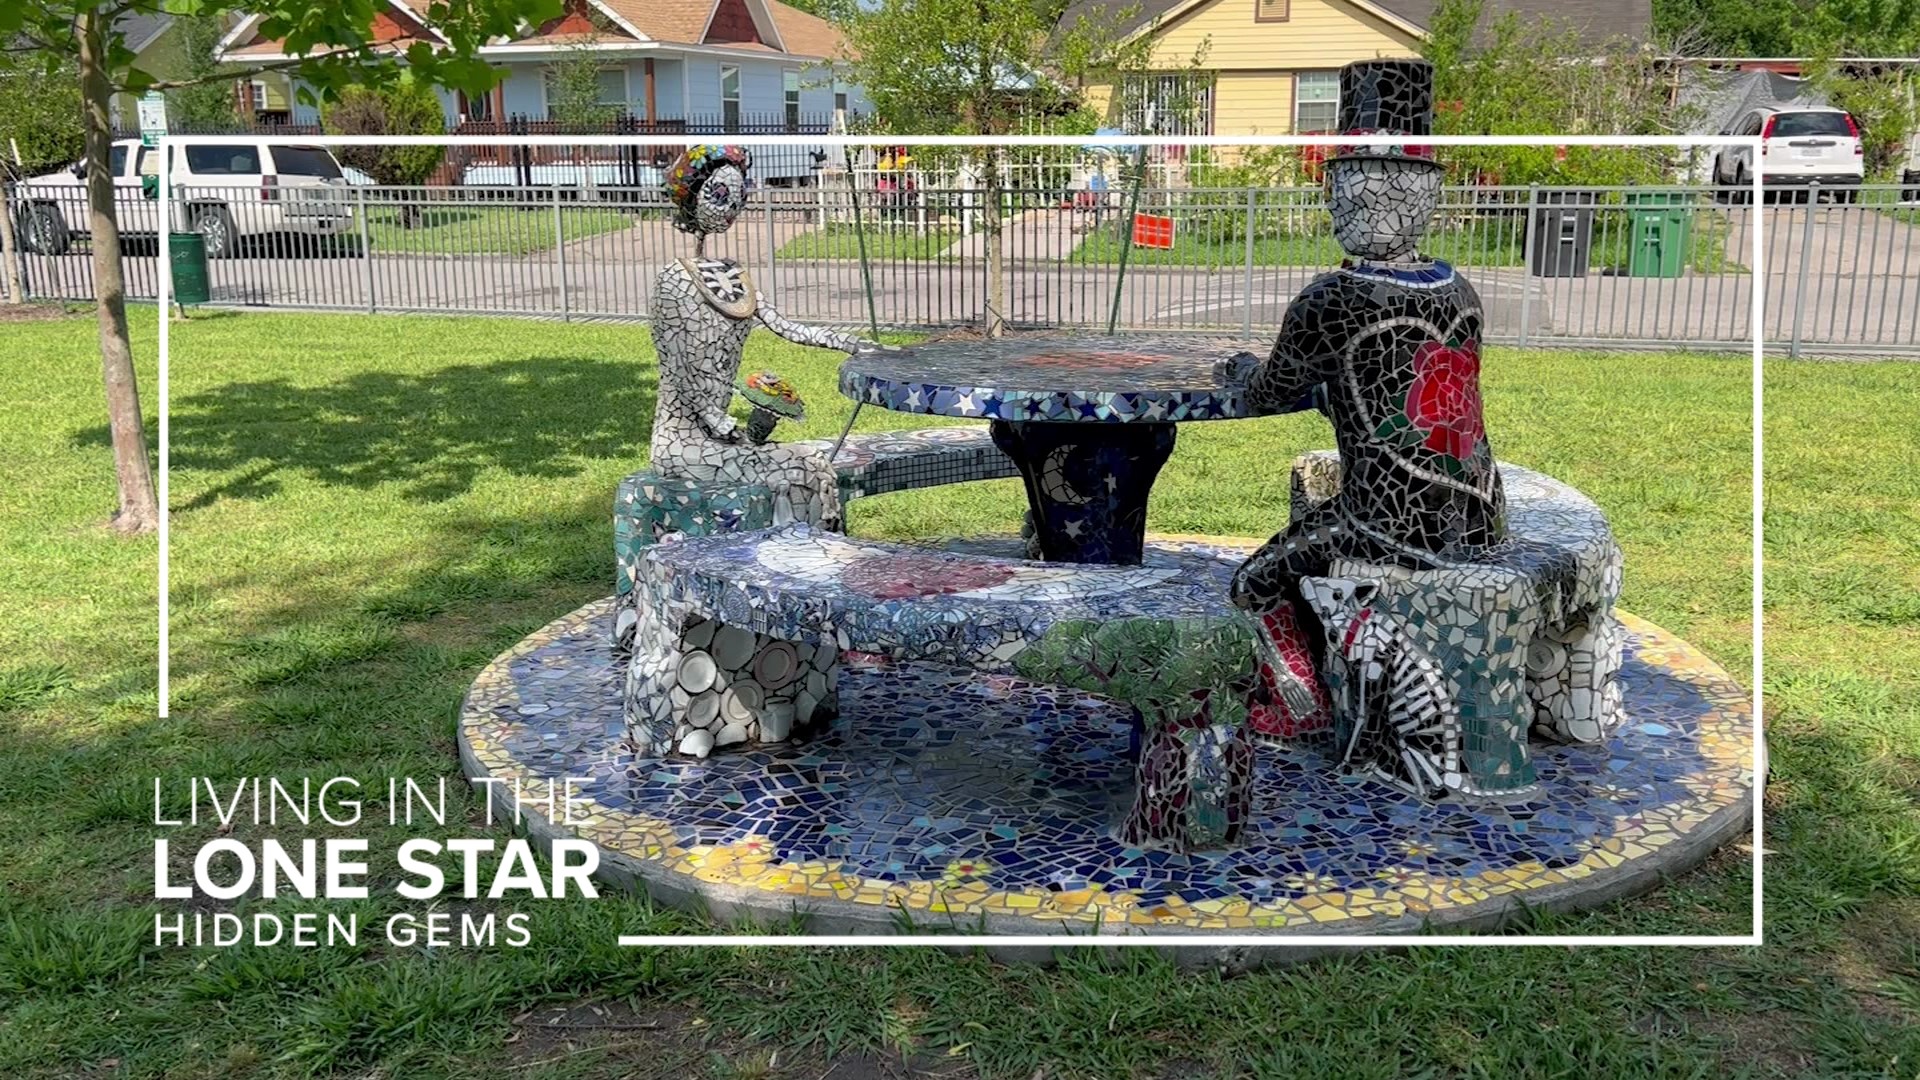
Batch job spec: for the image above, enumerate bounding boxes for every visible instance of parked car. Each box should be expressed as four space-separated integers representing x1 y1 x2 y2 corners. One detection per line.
13 138 355 258
1713 107 1864 202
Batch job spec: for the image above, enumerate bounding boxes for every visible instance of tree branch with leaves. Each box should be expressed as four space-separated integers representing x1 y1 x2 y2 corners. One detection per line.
0 0 558 535
838 0 1157 336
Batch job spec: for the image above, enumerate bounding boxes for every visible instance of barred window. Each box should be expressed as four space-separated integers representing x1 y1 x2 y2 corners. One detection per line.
1119 73 1214 137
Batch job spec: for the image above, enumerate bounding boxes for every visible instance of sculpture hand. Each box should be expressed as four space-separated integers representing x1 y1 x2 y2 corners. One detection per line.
702 412 742 443
1215 351 1261 389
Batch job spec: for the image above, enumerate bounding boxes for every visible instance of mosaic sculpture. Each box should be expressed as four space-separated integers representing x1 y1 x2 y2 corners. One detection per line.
1014 617 1257 849
611 146 888 651
647 144 883 532
1223 59 1627 797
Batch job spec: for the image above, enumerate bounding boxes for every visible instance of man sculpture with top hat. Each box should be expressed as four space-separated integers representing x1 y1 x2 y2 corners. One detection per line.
1222 58 1506 728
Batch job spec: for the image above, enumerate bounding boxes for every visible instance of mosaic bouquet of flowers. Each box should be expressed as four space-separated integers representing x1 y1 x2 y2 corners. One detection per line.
737 370 806 443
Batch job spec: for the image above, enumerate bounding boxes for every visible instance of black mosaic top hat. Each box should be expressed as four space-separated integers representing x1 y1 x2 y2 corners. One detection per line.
1329 58 1440 168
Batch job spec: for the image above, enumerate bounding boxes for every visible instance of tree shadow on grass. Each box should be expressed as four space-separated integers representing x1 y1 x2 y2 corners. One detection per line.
96 356 658 509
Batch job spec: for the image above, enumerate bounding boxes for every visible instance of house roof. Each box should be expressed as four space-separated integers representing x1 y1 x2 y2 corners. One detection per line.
221 0 850 63
762 1 848 58
1059 0 1652 48
505 0 849 57
118 12 174 56
1374 0 1652 45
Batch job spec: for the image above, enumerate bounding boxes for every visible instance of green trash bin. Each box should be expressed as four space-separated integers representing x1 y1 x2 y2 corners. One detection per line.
168 231 210 305
1624 191 1692 278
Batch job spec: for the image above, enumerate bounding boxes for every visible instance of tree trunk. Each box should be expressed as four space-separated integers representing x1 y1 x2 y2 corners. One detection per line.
79 11 158 534
0 177 24 305
983 144 1005 339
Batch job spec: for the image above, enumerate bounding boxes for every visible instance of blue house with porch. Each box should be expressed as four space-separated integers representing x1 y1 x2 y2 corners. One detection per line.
217 0 869 184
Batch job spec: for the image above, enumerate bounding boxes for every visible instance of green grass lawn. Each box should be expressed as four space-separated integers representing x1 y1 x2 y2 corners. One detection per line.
1857 185 1920 226
363 203 638 256
2 308 1917 1078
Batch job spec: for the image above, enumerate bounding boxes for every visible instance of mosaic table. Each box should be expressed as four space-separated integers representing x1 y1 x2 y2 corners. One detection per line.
461 538 1754 953
839 336 1287 564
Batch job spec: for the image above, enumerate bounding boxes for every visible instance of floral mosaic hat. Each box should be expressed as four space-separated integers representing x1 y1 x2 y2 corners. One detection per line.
666 144 753 231
1329 59 1440 167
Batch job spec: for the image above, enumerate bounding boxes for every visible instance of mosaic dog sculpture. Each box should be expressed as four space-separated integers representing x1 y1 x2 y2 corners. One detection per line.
1293 453 1628 753
1299 570 1544 799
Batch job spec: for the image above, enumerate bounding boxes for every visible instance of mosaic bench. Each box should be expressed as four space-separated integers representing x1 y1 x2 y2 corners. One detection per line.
613 425 1018 648
623 524 1258 849
1289 453 1627 800
623 523 1243 755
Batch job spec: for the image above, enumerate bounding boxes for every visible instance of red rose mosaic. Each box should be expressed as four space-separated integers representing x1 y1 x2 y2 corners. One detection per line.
1404 338 1486 460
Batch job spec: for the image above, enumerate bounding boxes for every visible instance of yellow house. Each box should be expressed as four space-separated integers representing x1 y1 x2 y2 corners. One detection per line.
1066 0 1651 137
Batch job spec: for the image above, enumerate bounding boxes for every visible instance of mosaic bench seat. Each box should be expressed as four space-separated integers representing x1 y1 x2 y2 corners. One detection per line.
613 425 1018 648
623 523 1244 757
623 524 1259 849
1288 453 1627 800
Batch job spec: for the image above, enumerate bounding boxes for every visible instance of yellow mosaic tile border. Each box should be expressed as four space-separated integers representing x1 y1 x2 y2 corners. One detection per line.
462 604 1753 932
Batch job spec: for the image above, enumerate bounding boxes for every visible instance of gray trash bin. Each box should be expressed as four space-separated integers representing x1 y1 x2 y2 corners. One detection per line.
1530 190 1595 278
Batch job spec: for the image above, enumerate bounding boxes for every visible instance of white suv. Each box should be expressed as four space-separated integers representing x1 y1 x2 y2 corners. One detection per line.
14 138 355 258
1714 107 1865 202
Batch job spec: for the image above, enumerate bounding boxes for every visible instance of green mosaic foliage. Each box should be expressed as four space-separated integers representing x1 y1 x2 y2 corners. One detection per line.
1014 614 1259 728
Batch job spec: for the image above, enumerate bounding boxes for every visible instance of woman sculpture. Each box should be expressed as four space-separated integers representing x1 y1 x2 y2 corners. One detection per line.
649 145 882 529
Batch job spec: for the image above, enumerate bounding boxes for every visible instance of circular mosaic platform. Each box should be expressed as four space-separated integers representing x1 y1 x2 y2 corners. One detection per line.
461 587 1754 951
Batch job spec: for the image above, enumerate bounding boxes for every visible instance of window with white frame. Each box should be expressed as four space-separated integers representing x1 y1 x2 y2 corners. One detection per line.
1294 71 1338 133
1119 73 1214 137
721 66 741 131
784 70 801 131
249 80 268 112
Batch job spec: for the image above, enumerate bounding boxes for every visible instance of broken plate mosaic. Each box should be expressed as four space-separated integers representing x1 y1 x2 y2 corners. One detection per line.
460 580 1752 935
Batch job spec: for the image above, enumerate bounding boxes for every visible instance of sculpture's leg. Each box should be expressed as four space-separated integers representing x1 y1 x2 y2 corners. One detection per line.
1246 604 1332 740
1232 511 1364 739
1528 610 1626 745
720 440 843 532
989 420 1175 565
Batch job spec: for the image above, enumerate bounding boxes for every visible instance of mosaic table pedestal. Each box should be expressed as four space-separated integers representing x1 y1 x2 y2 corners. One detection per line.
839 334 1285 567
990 420 1176 564
461 541 1754 956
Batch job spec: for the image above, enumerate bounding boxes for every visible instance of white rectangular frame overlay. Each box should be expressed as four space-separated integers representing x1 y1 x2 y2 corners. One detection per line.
155 132 1768 950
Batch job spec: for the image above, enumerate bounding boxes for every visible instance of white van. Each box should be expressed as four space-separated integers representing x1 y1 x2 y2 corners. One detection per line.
15 137 355 258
